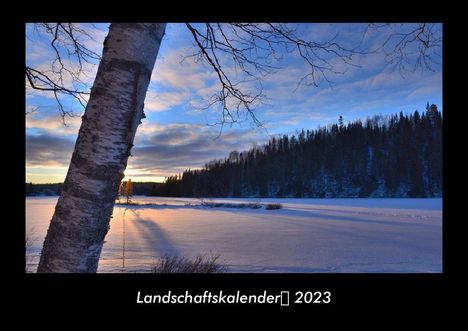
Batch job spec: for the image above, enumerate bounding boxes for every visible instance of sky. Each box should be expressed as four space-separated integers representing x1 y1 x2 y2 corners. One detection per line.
26 23 442 183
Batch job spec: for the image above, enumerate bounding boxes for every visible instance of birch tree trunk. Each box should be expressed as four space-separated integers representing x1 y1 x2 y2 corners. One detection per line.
37 23 166 273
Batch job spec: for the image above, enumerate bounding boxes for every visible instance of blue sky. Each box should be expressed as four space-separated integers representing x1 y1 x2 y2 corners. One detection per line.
26 23 442 183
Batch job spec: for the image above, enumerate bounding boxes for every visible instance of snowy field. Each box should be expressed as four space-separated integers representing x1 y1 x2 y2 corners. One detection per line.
26 196 442 273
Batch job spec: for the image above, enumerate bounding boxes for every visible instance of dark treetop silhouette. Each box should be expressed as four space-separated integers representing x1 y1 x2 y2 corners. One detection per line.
154 106 441 199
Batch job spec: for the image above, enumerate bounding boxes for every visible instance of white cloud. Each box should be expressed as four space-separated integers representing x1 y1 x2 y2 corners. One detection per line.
26 111 81 136
144 89 188 112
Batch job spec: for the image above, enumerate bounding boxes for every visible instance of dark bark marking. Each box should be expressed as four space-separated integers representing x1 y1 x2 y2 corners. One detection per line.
90 164 122 181
105 58 152 79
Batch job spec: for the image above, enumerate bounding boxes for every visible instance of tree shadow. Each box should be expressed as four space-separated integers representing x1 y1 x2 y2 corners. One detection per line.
130 213 180 257
222 207 429 228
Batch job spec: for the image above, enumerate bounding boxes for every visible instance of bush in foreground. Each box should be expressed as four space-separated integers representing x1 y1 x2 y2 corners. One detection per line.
152 253 227 273
265 203 283 210
200 201 262 209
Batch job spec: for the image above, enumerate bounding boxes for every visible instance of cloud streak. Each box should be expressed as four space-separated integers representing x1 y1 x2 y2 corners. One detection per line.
128 123 269 179
26 123 269 182
26 134 75 167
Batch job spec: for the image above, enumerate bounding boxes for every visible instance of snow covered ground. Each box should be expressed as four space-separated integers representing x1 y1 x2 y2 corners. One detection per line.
26 196 442 273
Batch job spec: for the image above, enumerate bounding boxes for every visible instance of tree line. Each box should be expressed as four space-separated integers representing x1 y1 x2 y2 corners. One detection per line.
26 182 162 197
151 104 442 198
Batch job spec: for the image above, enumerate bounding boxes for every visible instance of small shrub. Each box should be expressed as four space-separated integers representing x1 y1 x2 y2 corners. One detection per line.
200 201 259 209
152 253 227 273
116 201 140 206
247 199 262 209
265 203 283 210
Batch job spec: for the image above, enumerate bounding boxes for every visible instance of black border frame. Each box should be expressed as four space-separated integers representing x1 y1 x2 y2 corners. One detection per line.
13 9 454 315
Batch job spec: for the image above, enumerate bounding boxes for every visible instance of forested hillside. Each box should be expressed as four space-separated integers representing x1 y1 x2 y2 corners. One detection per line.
151 104 442 198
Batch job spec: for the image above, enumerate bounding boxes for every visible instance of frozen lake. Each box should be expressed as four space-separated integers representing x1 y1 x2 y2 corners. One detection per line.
26 196 442 273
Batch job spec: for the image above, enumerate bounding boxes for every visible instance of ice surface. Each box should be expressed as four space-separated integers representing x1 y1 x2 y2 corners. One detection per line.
26 196 442 273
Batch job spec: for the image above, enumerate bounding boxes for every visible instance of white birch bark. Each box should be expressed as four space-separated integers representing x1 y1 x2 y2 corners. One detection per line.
37 23 166 273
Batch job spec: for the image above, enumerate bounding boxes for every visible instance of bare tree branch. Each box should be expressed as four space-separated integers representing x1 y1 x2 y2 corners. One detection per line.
25 105 39 116
26 23 101 120
369 23 442 74
27 23 441 128
186 23 265 128
184 23 367 127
